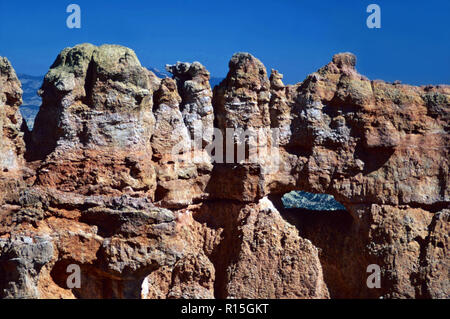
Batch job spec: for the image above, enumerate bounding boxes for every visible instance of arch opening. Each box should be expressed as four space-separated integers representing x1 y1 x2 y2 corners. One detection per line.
281 191 346 211
274 190 370 298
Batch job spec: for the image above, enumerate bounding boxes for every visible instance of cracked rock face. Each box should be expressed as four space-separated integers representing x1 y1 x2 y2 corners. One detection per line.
0 235 53 298
0 57 25 170
166 61 214 145
30 44 157 198
0 45 448 299
0 57 27 205
151 75 213 208
281 52 449 209
214 52 271 131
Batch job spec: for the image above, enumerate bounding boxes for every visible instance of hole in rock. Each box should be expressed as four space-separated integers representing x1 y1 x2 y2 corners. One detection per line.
273 191 376 298
281 191 346 211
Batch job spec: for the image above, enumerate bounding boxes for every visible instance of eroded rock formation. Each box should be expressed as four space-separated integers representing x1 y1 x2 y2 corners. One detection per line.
0 57 28 205
0 44 448 299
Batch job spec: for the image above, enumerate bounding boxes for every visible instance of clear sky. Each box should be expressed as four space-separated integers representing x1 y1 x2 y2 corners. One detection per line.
0 0 449 85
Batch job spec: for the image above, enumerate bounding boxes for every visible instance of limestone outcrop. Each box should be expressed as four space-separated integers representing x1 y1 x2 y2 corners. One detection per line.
0 44 448 299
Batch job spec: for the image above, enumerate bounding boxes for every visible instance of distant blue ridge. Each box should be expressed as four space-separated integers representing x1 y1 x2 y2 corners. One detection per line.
18 74 42 130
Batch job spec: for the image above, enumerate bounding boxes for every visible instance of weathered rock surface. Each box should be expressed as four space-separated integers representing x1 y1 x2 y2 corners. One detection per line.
0 57 25 169
151 74 213 208
0 46 448 299
0 58 28 205
29 44 157 198
166 61 214 145
0 234 53 298
209 197 329 299
214 53 271 131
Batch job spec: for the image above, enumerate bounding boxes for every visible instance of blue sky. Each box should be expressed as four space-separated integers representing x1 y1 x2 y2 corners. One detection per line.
0 0 449 85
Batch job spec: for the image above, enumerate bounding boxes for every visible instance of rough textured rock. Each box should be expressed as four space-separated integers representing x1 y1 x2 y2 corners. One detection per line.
269 69 291 145
0 46 448 299
0 57 25 170
211 197 329 299
0 57 28 205
151 73 213 208
30 44 157 197
166 61 214 145
0 234 53 298
214 52 271 131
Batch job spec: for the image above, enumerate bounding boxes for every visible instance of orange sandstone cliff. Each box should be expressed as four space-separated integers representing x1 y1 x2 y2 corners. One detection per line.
0 44 448 298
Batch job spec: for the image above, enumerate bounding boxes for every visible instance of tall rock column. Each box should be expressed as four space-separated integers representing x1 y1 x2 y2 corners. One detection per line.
210 53 274 201
0 57 25 172
166 61 214 145
0 57 26 204
213 52 271 130
31 44 157 197
151 61 214 208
